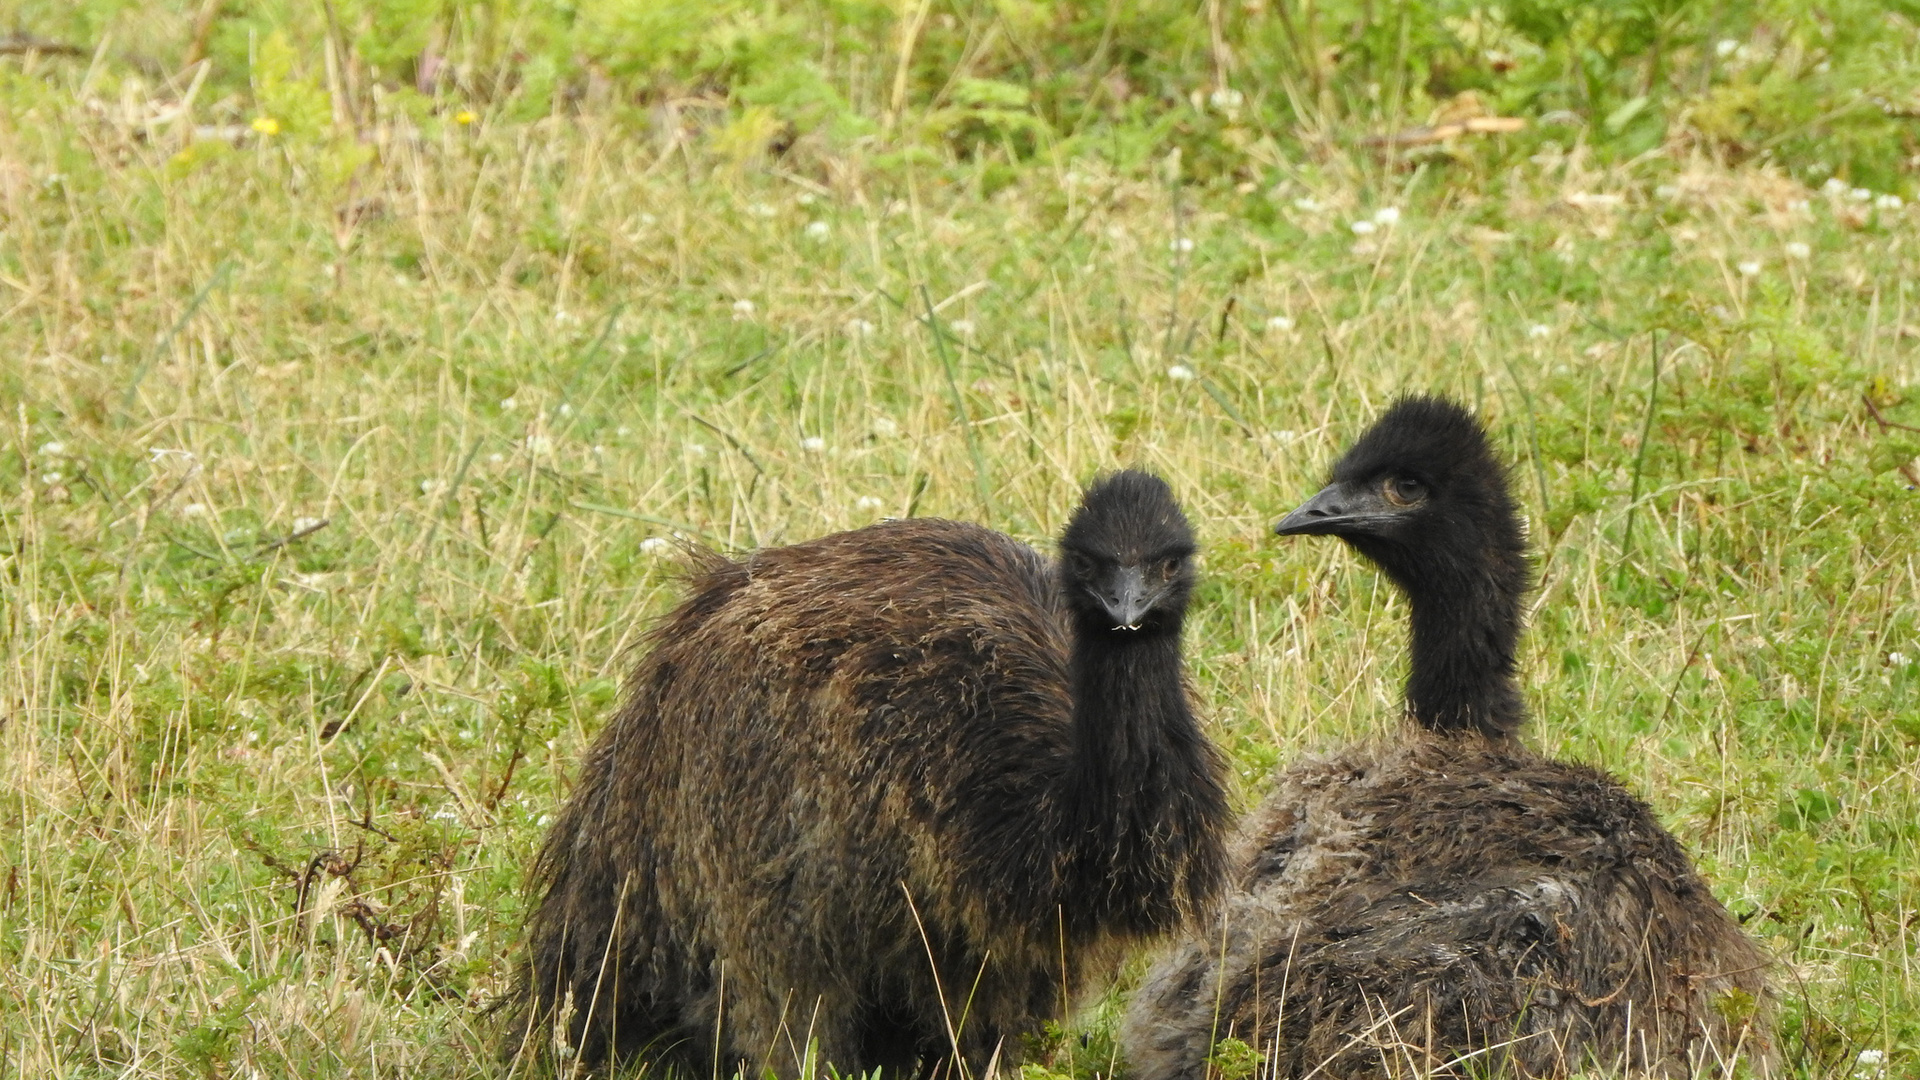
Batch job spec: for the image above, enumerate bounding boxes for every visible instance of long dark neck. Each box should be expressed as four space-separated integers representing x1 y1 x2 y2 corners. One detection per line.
1397 559 1528 739
1060 616 1228 935
1068 628 1194 789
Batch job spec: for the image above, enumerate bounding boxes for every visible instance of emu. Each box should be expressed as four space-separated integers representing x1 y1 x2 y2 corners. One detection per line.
1123 398 1772 1078
515 471 1230 1078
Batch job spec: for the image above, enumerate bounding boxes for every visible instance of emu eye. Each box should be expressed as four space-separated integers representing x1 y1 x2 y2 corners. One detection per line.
1159 557 1183 578
1382 476 1427 507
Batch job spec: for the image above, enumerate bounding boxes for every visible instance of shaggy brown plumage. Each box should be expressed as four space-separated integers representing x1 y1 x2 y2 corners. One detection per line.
1123 398 1772 1078
515 472 1229 1078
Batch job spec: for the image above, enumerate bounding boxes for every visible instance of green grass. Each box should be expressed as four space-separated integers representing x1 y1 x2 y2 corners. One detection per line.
3 10 1920 1078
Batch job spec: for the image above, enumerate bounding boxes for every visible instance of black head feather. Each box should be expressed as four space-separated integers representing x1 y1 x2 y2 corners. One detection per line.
1275 396 1531 738
1060 471 1197 634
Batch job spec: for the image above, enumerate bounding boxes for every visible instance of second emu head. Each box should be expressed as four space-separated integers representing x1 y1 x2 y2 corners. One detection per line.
1060 471 1197 635
1273 395 1525 596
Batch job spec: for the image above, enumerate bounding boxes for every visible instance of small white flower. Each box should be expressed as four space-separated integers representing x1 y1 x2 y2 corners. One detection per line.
1527 323 1552 340
292 516 323 533
1208 87 1244 111
1715 39 1739 57
746 201 776 218
1788 198 1810 213
1875 193 1903 210
804 220 830 240
553 309 575 326
639 537 673 555
846 318 876 336
488 452 505 464
1267 315 1296 332
795 191 817 206
39 471 62 485
182 502 208 516
686 442 708 457
855 495 885 511
431 807 462 823
1372 206 1401 226
616 426 633 437
592 444 607 456
1268 429 1299 444
1850 187 1873 203
1349 219 1378 236
525 436 554 455
1170 237 1196 253
1785 241 1811 259
501 397 518 411
557 403 574 416
1737 259 1762 277
1891 652 1912 666
801 436 827 452
948 319 975 335
872 417 900 437
732 299 757 317
1815 60 1831 74
420 478 446 495
1822 177 1848 196
1292 197 1322 213
1655 184 1680 201
1167 365 1196 381
37 441 67 457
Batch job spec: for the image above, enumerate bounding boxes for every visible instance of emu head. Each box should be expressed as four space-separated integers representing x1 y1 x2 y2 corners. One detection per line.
1273 396 1526 598
1060 470 1197 634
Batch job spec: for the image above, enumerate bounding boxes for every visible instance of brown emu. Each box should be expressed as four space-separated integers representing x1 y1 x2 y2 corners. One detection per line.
515 471 1230 1077
1123 398 1772 1078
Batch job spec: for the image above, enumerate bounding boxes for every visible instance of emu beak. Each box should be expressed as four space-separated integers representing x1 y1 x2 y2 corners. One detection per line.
1274 482 1397 537
1100 565 1153 629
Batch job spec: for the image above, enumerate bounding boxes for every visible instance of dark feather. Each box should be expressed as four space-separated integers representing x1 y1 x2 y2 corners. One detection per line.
514 472 1229 1078
1124 399 1773 1078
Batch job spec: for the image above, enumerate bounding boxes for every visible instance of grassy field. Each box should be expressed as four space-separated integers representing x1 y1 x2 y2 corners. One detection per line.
3 4 1919 1077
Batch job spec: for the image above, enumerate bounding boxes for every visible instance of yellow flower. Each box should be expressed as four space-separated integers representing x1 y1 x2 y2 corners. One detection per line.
455 110 477 126
251 116 280 136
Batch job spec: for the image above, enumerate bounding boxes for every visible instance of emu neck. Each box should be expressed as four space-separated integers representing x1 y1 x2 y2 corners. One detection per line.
1398 560 1528 740
1068 627 1193 761
1059 618 1222 932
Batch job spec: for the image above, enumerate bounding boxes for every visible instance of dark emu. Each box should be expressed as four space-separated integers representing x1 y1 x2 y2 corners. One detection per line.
1124 398 1773 1079
514 471 1230 1078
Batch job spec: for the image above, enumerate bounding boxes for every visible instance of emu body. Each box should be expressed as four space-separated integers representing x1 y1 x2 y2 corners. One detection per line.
1124 399 1771 1078
520 474 1228 1077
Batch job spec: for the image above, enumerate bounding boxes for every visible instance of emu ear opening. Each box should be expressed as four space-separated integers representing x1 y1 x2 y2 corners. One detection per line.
1273 481 1401 537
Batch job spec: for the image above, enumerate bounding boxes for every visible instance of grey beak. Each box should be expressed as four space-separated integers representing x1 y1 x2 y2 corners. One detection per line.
1274 482 1396 536
1100 565 1152 629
